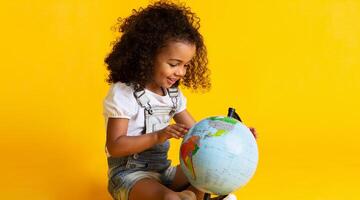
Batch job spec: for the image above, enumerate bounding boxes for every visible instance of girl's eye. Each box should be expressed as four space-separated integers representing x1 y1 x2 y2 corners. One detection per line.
169 63 178 67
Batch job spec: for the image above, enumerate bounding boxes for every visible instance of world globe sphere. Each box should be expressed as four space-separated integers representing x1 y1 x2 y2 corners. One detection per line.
179 116 259 195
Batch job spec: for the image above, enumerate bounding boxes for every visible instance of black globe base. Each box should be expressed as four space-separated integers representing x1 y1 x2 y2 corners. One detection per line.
204 193 229 200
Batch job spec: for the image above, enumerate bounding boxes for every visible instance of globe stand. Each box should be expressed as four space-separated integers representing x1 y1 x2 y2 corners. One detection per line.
204 193 228 200
202 107 242 200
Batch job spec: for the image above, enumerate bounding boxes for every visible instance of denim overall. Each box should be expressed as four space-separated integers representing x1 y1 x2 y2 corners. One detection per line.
107 87 179 200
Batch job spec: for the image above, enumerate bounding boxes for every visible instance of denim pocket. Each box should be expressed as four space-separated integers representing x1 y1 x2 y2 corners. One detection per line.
125 159 148 170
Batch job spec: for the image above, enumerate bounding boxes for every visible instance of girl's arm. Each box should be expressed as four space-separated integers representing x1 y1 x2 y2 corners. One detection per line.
106 118 158 157
106 118 188 157
173 109 196 128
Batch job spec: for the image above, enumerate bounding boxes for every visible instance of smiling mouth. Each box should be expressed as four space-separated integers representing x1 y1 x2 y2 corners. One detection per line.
167 78 178 84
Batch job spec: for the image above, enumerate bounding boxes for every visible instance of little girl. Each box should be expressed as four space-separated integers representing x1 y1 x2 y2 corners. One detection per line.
103 1 250 200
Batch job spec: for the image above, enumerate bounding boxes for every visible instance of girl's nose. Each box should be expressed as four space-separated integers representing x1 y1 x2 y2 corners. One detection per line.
175 65 186 77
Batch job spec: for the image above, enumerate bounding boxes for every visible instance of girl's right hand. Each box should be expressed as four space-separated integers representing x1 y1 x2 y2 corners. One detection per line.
156 123 189 143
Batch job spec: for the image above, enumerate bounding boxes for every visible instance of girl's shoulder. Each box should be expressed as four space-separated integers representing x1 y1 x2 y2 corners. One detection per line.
105 82 137 106
110 82 135 96
103 82 138 118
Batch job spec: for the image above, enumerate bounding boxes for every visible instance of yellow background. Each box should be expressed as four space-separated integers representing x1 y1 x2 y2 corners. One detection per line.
1 0 359 199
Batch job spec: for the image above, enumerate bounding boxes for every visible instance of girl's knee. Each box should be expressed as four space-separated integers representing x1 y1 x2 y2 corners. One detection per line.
163 192 181 200
163 190 196 200
177 190 197 200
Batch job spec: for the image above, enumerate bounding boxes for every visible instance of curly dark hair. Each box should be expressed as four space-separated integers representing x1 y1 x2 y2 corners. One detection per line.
105 0 210 91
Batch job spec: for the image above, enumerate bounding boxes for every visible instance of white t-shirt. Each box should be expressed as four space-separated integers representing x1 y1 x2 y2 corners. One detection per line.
103 82 187 136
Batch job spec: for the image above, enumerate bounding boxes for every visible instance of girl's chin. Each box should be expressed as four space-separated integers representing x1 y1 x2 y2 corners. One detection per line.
163 84 172 89
164 81 175 88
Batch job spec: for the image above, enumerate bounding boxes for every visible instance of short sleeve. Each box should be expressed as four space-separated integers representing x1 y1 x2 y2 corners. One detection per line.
175 89 187 114
103 83 137 119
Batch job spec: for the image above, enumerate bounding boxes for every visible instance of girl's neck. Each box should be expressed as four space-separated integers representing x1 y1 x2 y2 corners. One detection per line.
145 83 166 96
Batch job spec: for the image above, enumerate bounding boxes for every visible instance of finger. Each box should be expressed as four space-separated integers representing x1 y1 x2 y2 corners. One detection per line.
171 125 188 135
171 134 180 139
249 127 256 133
175 123 189 130
168 127 185 138
165 127 180 139
249 127 258 139
253 129 258 137
253 132 257 139
169 131 180 139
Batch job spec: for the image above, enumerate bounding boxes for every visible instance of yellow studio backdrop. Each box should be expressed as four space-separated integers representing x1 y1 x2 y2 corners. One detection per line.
1 0 359 199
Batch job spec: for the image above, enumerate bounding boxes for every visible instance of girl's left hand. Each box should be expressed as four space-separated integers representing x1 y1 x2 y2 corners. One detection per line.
249 127 258 139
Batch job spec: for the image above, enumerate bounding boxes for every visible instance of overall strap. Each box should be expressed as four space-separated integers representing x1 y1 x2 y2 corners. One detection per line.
133 87 179 115
133 90 153 115
167 87 179 115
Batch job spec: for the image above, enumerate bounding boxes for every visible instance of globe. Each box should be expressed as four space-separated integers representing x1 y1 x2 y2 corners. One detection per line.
179 116 258 195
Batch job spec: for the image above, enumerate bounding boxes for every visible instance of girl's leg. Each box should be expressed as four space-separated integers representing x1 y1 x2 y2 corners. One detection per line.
129 178 196 200
169 165 205 200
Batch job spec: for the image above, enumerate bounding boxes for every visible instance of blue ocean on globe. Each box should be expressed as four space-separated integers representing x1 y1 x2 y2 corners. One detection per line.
180 116 258 195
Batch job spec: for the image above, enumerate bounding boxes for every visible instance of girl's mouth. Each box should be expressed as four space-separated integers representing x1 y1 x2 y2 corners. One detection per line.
167 78 177 85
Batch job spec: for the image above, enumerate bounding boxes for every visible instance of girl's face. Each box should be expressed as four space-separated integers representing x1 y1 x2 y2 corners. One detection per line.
148 40 196 93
